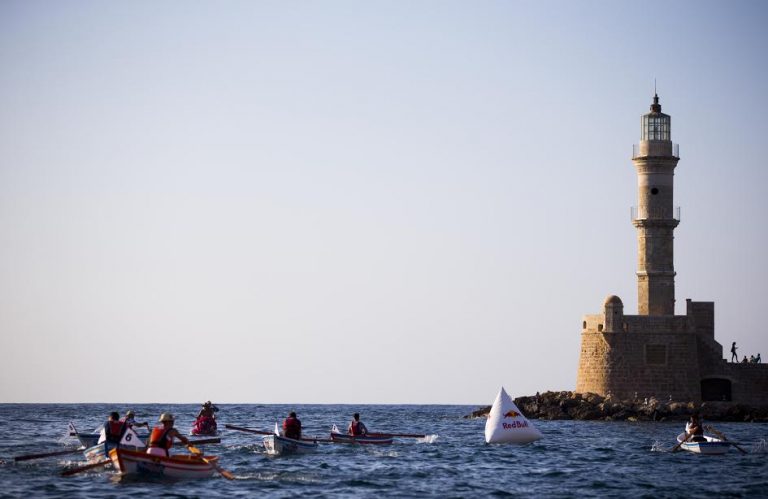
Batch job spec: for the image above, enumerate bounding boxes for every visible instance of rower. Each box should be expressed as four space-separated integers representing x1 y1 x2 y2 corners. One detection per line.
282 411 302 440
121 410 149 430
347 413 368 436
197 401 219 419
685 414 706 442
147 413 189 457
103 412 126 445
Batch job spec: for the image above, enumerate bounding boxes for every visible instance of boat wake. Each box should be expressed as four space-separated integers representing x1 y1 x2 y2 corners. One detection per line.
650 440 671 452
418 435 439 444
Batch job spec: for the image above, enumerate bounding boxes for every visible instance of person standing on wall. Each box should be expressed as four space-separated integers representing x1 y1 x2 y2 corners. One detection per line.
730 342 738 363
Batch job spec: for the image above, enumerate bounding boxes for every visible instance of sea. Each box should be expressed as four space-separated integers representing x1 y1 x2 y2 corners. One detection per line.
0 403 766 498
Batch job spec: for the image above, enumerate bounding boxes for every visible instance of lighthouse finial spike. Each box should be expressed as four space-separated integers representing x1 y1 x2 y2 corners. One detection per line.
650 82 661 113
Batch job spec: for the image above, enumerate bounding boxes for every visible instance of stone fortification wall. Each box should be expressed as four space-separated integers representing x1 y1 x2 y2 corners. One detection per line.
577 299 764 404
715 363 768 406
576 324 702 401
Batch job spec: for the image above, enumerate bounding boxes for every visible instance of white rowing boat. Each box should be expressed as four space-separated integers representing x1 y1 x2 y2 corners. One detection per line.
676 433 730 455
84 426 146 463
263 434 319 455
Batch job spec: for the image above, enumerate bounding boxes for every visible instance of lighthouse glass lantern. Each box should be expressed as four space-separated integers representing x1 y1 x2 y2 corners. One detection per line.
641 94 670 141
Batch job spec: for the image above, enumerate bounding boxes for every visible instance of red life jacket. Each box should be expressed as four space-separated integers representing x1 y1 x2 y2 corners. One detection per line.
105 421 126 444
283 417 301 439
149 426 173 450
350 421 362 436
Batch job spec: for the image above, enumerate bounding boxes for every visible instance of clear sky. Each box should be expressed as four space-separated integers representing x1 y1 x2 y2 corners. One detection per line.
1 1 766 404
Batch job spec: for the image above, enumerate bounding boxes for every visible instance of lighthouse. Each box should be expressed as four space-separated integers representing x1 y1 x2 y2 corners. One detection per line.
576 93 766 405
631 94 680 316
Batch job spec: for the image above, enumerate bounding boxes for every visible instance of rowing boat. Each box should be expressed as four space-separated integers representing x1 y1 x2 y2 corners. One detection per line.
108 448 219 479
83 426 147 462
330 430 393 445
69 422 148 448
263 434 319 455
676 433 730 455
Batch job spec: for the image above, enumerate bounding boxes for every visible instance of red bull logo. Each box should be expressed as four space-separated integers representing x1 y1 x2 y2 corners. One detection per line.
503 421 529 429
503 410 521 418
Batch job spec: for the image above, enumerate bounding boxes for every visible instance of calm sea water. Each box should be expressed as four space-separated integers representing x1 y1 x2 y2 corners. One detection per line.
0 404 766 498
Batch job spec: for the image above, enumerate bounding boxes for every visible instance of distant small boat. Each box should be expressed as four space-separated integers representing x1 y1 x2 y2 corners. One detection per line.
263 434 319 455
109 448 219 479
484 387 543 444
330 430 393 445
676 433 730 455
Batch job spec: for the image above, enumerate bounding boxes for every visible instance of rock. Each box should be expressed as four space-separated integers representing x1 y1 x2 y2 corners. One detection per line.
464 391 768 421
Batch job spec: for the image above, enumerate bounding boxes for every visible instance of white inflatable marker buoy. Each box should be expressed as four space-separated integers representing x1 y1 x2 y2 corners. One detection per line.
484 386 543 444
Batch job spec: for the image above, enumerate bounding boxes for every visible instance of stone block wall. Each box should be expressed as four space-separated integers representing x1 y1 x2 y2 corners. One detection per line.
576 327 702 401
576 299 765 405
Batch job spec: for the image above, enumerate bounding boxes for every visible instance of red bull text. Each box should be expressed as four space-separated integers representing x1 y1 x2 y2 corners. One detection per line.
503 420 529 429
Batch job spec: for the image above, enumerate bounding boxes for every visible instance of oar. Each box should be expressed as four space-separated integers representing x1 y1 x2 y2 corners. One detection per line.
671 432 691 453
14 448 83 462
368 432 427 438
61 459 112 476
187 438 221 446
706 425 748 454
302 437 334 443
224 424 273 435
226 424 333 443
187 445 234 480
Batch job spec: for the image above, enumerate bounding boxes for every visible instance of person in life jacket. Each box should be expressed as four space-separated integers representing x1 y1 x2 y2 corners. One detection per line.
282 411 302 440
147 413 189 457
193 401 219 434
120 410 149 430
103 412 127 445
347 413 368 436
196 401 219 419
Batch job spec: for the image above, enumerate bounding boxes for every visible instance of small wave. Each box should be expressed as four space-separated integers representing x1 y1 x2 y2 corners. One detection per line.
750 439 768 454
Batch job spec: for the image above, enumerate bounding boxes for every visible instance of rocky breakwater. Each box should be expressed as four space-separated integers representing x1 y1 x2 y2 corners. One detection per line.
466 391 768 422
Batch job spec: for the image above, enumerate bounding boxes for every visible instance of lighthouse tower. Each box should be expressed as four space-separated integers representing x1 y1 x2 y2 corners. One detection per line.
632 94 680 316
576 94 766 406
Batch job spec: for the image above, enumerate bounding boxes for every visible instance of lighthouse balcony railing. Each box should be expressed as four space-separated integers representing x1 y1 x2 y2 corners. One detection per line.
633 143 679 159
631 206 681 221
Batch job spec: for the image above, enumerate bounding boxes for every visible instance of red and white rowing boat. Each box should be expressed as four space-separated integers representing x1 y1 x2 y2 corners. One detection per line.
108 448 219 479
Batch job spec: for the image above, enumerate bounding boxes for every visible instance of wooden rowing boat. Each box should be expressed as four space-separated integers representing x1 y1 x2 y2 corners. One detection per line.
330 431 393 445
83 426 147 463
84 441 145 463
676 433 730 455
263 434 319 455
108 448 219 479
69 422 148 449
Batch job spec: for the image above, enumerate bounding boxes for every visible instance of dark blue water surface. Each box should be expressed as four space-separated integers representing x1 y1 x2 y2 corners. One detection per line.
0 404 766 498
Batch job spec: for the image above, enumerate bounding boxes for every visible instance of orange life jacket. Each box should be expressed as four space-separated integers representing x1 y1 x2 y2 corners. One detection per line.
148 426 173 450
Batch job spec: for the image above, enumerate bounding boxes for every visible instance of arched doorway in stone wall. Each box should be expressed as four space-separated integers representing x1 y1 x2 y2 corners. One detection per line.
701 378 732 402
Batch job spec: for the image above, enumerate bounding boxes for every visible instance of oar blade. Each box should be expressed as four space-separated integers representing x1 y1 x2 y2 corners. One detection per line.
14 448 82 462
60 459 112 477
